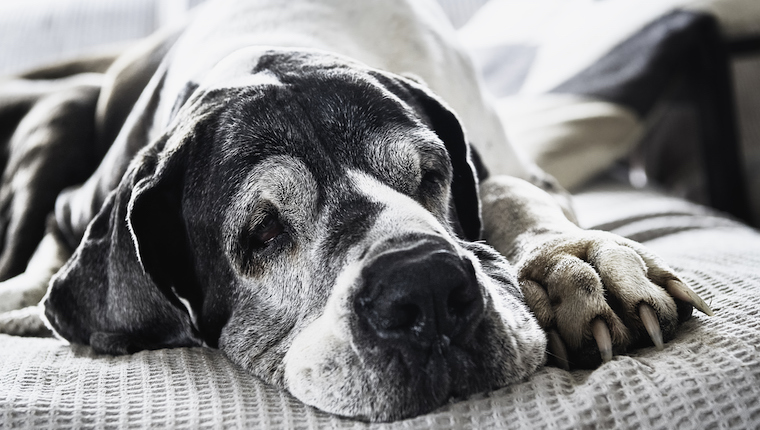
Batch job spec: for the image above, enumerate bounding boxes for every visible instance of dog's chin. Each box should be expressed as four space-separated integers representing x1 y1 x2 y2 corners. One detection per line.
282 317 483 422
282 299 546 422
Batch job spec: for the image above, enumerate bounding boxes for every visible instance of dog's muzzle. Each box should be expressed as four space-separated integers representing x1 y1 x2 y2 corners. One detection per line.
355 237 484 360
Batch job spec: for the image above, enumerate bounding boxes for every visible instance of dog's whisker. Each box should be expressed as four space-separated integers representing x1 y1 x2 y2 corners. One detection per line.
546 330 569 370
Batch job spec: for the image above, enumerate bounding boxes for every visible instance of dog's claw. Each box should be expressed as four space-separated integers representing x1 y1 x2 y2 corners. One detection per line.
638 303 663 350
665 279 713 316
591 319 613 363
547 329 569 370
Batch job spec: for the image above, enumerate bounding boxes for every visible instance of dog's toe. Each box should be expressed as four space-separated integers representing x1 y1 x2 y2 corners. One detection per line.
518 230 711 368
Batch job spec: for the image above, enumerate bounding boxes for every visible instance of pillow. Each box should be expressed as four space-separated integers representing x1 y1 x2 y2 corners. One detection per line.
457 0 759 191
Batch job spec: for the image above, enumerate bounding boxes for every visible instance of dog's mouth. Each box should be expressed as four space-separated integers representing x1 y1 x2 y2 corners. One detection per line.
282 236 506 422
276 234 549 422
283 319 494 422
347 241 489 418
348 325 495 420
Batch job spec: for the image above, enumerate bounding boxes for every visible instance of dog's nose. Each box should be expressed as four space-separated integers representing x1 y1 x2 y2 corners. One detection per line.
356 239 484 351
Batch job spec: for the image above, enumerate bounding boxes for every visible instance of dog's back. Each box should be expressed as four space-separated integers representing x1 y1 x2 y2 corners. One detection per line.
160 0 530 176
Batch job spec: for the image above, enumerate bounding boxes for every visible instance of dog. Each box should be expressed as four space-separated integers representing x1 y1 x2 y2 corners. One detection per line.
0 0 712 422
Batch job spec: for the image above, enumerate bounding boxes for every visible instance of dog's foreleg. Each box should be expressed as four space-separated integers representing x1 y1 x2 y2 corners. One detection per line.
479 175 711 369
479 175 578 260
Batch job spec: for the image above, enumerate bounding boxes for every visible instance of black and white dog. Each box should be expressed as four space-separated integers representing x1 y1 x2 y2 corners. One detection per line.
0 0 711 422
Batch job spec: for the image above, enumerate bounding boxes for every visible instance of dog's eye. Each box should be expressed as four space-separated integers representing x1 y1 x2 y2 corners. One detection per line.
235 211 288 276
249 213 284 249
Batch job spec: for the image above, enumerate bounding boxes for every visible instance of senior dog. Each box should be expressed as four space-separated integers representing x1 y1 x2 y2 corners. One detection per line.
0 0 711 422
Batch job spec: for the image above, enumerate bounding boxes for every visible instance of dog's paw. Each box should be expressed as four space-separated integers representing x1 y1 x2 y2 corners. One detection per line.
516 228 712 369
0 305 51 336
0 273 48 313
0 231 71 313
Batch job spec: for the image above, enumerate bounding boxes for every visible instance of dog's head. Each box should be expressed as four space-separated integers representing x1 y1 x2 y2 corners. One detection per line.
43 49 545 421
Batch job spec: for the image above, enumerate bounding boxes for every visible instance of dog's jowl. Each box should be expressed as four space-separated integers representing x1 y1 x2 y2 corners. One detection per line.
0 0 712 422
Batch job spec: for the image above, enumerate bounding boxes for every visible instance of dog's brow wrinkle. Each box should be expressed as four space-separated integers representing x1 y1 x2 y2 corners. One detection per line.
323 193 384 259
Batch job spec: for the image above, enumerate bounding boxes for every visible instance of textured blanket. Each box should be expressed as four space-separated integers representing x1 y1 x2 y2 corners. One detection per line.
2 178 758 429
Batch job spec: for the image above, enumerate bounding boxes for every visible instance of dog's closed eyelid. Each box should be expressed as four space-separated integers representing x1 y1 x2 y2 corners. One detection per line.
249 213 284 246
419 169 444 190
233 202 283 252
418 148 452 179
234 209 291 277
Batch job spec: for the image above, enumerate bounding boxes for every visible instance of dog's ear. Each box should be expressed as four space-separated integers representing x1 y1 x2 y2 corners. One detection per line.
374 73 482 241
43 126 205 355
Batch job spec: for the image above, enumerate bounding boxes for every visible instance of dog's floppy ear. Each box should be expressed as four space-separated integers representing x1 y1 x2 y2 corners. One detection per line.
43 124 205 355
374 72 482 241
